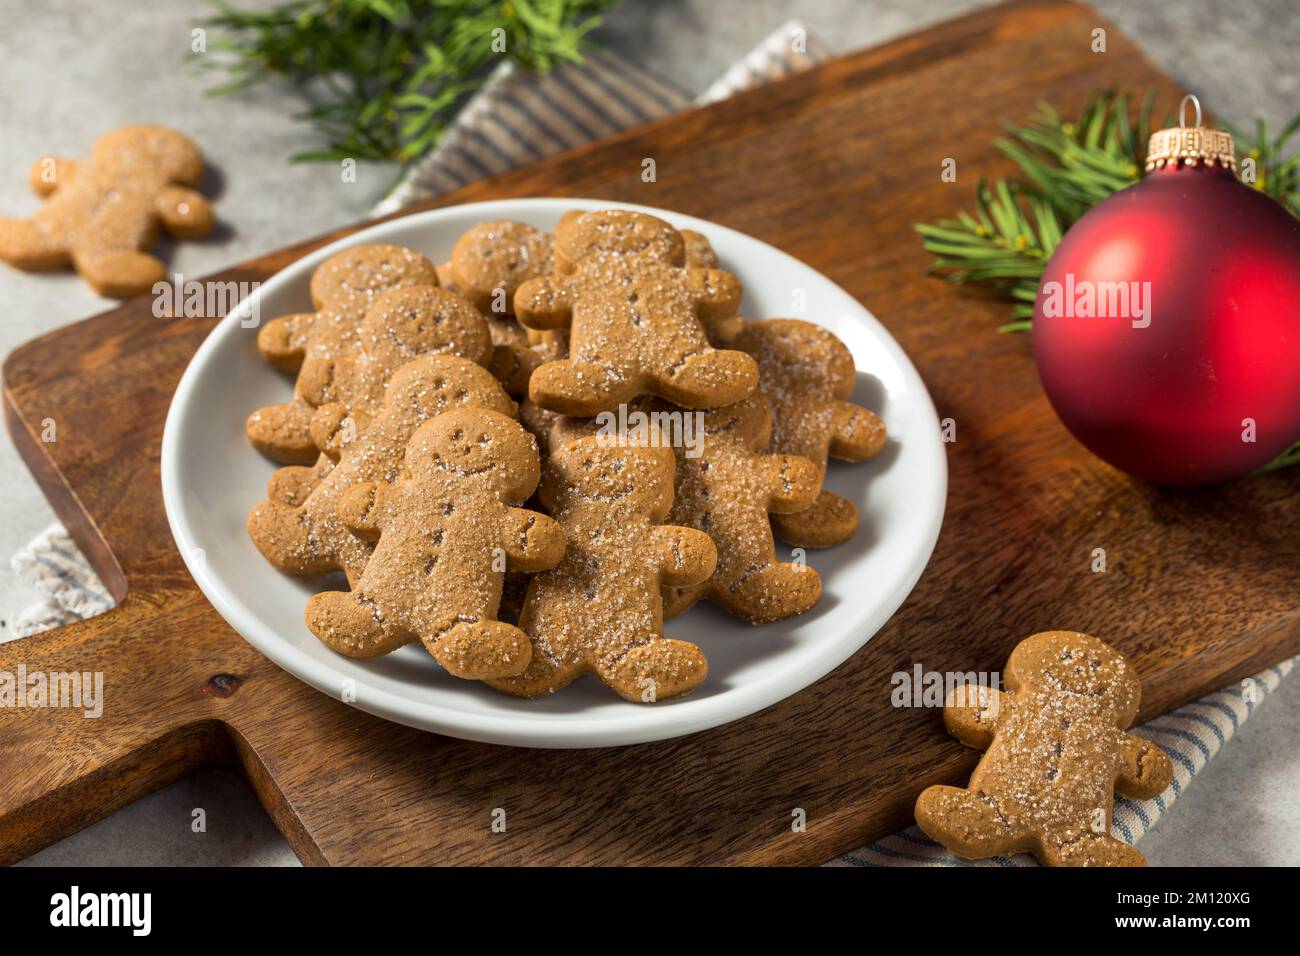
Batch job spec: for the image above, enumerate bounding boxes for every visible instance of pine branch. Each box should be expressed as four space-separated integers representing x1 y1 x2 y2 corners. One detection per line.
197 0 619 164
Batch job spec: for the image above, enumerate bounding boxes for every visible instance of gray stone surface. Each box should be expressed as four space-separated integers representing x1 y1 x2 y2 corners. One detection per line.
2 0 1297 866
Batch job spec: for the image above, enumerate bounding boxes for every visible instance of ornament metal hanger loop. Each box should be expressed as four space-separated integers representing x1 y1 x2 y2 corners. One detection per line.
1179 94 1203 130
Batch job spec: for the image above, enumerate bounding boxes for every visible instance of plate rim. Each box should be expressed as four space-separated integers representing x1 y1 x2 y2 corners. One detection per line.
161 196 947 748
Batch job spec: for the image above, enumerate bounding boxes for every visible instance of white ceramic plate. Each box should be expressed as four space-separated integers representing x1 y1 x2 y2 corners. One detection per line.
162 198 946 748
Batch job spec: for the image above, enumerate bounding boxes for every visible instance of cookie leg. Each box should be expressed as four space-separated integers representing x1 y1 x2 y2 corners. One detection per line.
914 785 1020 860
528 358 632 416
1043 832 1147 868
771 490 859 549
484 649 585 699
661 583 704 619
73 249 166 299
266 460 330 505
427 619 532 680
0 217 68 270
602 639 708 703
305 591 408 659
246 500 337 575
246 400 320 465
720 562 821 624
657 348 757 409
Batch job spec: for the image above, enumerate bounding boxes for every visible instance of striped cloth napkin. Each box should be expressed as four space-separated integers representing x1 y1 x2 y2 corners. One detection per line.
373 21 829 215
7 21 1295 866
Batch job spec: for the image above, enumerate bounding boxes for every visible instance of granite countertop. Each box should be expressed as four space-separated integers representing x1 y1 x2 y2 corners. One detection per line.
1 0 1297 866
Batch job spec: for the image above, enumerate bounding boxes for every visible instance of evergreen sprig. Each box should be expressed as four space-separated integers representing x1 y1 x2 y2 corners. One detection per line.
198 0 618 163
916 90 1300 326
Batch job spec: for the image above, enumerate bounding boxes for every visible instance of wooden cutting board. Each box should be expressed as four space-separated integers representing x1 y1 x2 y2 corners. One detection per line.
4 0 1298 866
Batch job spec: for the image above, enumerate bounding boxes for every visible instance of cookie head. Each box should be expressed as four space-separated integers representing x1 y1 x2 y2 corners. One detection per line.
383 354 516 420
89 124 205 185
1007 631 1142 725
361 285 491 367
450 220 553 312
554 210 685 272
309 244 440 314
731 319 858 396
542 437 675 518
408 407 540 498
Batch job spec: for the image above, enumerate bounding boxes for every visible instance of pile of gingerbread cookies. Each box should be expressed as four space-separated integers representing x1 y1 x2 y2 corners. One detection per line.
245 209 887 702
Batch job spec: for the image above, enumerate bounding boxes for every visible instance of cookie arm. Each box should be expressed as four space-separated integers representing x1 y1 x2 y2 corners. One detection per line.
651 526 717 587
337 480 393 542
685 267 742 322
257 313 314 372
942 684 1005 748
309 403 356 460
157 186 215 239
27 156 78 197
501 507 566 572
513 276 574 332
830 401 888 461
1115 732 1174 800
764 452 822 514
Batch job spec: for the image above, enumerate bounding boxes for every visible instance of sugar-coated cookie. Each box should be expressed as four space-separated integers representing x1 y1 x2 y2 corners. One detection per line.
662 394 823 623
914 631 1173 867
722 319 887 547
304 406 564 676
247 355 515 585
515 210 757 415
247 244 440 463
0 125 213 297
296 284 491 438
450 220 554 314
487 435 716 702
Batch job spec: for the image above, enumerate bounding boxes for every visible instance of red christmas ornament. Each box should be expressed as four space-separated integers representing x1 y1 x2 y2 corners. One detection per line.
1033 96 1300 486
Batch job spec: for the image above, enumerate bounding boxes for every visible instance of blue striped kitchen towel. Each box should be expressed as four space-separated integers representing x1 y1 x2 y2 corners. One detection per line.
8 522 114 639
373 20 830 214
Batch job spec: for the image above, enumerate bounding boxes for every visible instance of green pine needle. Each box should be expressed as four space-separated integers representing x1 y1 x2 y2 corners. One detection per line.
197 0 619 164
916 89 1300 473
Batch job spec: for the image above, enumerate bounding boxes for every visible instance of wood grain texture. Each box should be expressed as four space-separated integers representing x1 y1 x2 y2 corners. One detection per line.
3 0 1298 866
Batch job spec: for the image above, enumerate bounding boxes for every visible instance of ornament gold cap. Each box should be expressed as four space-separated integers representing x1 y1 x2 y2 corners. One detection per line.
1145 94 1236 173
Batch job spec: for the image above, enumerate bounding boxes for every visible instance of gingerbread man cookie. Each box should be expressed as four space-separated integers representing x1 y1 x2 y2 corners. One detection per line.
914 631 1174 867
305 407 565 676
247 355 515 586
488 436 716 702
0 125 213 297
246 244 440 464
514 210 757 415
661 394 823 624
722 319 887 548
446 219 567 397
296 284 491 435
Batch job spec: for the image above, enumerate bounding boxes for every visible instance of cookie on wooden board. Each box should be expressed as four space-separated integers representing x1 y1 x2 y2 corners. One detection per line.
914 631 1173 867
